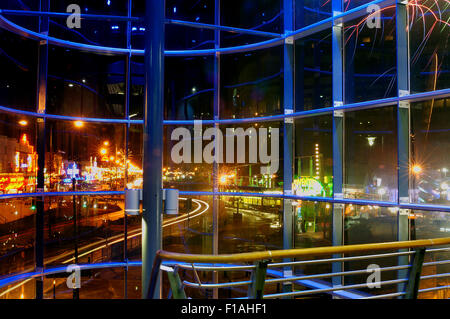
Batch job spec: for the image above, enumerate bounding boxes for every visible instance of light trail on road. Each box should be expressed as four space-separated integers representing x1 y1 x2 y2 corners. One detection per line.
0 198 210 298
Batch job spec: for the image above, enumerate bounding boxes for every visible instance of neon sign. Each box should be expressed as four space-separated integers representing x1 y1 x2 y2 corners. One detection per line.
292 177 325 197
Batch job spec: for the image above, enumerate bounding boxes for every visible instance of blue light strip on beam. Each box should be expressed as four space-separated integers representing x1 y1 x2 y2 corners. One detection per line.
0 0 398 56
0 9 141 22
167 19 283 38
0 88 449 125
0 189 449 212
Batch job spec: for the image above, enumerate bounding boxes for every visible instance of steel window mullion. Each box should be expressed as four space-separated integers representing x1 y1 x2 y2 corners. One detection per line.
34 0 50 300
142 0 165 299
282 0 295 296
211 0 221 300
331 0 345 288
396 0 412 296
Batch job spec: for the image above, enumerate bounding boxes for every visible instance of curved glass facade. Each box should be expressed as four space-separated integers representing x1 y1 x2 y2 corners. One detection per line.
0 0 449 299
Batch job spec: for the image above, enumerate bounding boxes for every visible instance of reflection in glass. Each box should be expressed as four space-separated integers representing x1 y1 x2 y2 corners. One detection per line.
410 0 450 94
295 30 333 111
218 196 283 254
411 98 450 205
344 8 397 103
220 47 283 119
219 122 283 192
294 115 333 197
295 0 332 29
344 106 398 201
0 112 37 194
46 120 126 192
411 210 450 298
47 47 126 118
0 197 36 277
0 30 37 111
44 195 125 267
165 56 214 120
344 204 398 295
164 125 214 192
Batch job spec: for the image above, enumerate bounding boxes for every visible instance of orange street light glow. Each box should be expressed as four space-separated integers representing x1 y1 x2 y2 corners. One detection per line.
412 165 423 174
220 175 227 184
100 148 108 155
19 120 28 126
74 121 84 128
104 141 109 146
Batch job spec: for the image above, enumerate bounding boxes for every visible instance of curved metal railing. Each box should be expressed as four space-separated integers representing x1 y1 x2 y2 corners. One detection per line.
148 237 450 299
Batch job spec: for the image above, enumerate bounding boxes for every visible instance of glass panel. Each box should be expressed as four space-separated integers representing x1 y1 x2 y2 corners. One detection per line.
219 122 283 192
344 204 398 295
344 106 398 201
410 98 450 206
50 0 128 15
44 267 126 299
218 196 283 254
1 1 39 32
344 7 397 103
0 30 38 112
167 0 215 23
294 115 333 197
221 0 283 33
411 210 450 299
163 195 213 255
164 125 214 192
0 277 35 299
165 25 215 51
344 0 373 11
0 197 36 277
127 125 143 190
295 29 333 111
47 47 126 118
49 18 128 49
293 200 333 283
45 120 126 192
410 0 450 93
0 112 37 194
220 46 283 119
127 195 213 262
295 0 332 29
44 195 125 267
130 57 144 120
165 56 214 120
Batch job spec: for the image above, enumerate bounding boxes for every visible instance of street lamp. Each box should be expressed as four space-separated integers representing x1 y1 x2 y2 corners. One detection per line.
74 121 84 128
411 164 422 202
367 137 376 147
18 120 28 126
412 165 422 175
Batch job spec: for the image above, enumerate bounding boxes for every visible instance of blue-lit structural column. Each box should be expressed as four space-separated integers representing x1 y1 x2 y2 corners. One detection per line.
331 0 345 289
35 0 50 300
282 0 295 295
142 0 165 299
212 0 220 300
396 0 411 294
124 0 133 299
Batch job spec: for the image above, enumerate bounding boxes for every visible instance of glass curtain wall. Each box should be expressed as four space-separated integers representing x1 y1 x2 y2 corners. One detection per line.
0 0 448 299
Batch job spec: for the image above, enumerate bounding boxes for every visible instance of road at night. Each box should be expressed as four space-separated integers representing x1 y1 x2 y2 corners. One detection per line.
0 198 210 298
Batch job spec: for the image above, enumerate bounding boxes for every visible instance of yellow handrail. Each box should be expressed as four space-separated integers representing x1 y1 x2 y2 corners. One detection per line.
147 237 450 298
157 237 450 263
